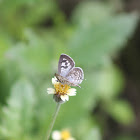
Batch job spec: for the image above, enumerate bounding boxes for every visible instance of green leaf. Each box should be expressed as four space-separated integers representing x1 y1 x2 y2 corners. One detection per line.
72 1 114 27
0 79 36 139
106 100 135 125
69 3 138 67
0 34 11 65
83 127 102 140
95 64 124 100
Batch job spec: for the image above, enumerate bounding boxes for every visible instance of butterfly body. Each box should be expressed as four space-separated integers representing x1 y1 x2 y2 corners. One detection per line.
55 73 81 88
55 54 84 88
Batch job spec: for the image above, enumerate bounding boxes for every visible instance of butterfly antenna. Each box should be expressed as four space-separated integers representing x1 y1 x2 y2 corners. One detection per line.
77 85 81 88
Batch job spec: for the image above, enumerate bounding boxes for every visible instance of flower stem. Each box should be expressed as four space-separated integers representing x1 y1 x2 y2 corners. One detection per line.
46 103 61 140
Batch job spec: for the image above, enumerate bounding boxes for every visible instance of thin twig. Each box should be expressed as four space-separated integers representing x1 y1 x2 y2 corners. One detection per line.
46 103 61 140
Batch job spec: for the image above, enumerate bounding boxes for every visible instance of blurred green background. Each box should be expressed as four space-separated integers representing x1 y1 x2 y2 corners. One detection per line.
0 0 140 140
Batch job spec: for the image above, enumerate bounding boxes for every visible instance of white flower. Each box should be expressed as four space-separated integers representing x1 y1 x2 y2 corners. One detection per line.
47 77 77 103
52 130 61 140
52 130 75 140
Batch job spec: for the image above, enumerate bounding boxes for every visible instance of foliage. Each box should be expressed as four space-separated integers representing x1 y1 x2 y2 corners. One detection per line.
0 79 36 139
0 0 139 140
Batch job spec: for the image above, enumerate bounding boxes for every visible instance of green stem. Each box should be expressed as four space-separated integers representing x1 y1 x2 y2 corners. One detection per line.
46 103 61 140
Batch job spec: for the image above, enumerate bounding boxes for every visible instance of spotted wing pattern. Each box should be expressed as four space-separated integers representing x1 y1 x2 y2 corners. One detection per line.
58 54 75 77
56 54 84 87
66 67 84 85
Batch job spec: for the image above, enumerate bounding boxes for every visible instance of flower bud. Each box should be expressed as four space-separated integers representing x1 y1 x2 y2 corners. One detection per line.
53 94 65 104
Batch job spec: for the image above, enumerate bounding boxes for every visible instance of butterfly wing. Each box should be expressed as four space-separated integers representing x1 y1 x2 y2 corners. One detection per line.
66 67 84 85
58 54 75 77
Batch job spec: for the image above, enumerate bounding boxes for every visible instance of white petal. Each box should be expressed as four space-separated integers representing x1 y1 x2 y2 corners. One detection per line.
52 130 61 140
67 88 77 96
47 88 55 94
52 77 58 85
67 138 75 140
65 95 69 101
68 88 76 93
67 92 76 96
60 95 69 101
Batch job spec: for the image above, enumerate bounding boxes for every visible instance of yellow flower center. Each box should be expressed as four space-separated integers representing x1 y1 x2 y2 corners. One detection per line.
54 83 70 95
61 130 71 140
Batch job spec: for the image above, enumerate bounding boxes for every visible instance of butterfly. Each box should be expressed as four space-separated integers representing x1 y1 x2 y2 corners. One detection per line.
55 54 84 88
